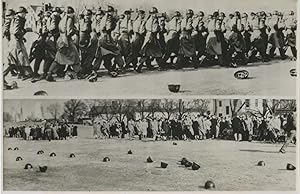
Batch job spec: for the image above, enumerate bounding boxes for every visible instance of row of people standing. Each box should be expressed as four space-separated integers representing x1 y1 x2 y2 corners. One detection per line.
3 6 297 83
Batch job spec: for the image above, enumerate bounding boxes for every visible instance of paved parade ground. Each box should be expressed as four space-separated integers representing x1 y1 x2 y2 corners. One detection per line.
4 59 297 98
3 125 296 191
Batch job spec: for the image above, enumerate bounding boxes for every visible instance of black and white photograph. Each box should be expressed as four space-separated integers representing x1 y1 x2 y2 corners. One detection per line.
2 98 297 191
2 0 297 97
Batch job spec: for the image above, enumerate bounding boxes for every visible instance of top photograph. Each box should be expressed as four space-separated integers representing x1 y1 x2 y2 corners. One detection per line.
2 0 297 98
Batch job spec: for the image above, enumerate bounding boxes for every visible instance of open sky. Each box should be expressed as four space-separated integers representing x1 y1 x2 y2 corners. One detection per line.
4 0 297 14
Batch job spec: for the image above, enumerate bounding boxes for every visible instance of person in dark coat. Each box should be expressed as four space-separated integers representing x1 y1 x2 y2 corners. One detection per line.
285 11 297 60
232 116 242 141
92 6 125 77
31 9 59 82
78 9 95 75
162 11 181 66
279 112 296 153
177 9 197 69
46 6 82 82
7 6 32 80
268 12 287 59
118 10 134 69
131 10 146 70
136 7 163 73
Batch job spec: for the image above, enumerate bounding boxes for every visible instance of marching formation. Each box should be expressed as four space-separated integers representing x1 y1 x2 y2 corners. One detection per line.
2 5 297 83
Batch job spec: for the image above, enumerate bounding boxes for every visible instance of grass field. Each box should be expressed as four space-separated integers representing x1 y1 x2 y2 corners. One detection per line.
3 125 297 191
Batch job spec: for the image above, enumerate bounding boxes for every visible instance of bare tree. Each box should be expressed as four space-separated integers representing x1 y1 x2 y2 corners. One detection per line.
136 99 148 120
63 99 88 123
160 99 176 119
47 103 61 121
177 99 193 119
192 99 211 115
229 99 246 117
146 99 161 118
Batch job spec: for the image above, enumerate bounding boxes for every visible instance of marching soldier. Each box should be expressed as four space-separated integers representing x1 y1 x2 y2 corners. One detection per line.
241 12 252 53
206 12 226 66
46 6 82 82
131 9 146 70
136 7 163 73
248 12 270 62
118 10 134 68
162 11 181 66
193 11 208 64
226 11 247 66
78 9 94 75
95 5 125 76
8 6 32 80
268 11 287 59
177 9 197 69
285 10 297 60
3 9 17 80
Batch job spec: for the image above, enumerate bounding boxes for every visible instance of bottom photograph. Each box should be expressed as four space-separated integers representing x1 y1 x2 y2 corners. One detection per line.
2 98 297 191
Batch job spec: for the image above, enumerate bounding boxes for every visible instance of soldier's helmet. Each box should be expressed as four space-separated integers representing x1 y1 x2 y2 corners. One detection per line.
84 9 93 16
186 9 194 16
16 6 28 14
124 9 134 15
96 9 105 16
174 11 181 17
138 10 145 15
234 11 240 17
149 7 158 14
106 6 115 13
198 11 204 17
242 13 248 18
66 6 75 14
212 11 219 18
53 7 62 14
220 12 225 18
6 9 15 17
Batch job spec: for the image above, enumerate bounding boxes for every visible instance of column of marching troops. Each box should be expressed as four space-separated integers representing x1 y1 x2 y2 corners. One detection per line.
2 5 297 83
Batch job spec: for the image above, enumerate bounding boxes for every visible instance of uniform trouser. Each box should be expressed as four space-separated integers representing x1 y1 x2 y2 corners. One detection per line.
176 55 197 68
269 47 286 57
33 56 53 75
290 46 297 58
48 61 81 75
92 54 124 73
80 49 94 75
3 64 17 77
280 130 296 151
139 56 163 68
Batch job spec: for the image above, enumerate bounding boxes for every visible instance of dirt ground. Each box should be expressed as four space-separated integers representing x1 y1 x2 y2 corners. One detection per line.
2 125 297 191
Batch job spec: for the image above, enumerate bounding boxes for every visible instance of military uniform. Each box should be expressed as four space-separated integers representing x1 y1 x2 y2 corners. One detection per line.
137 7 163 72
268 13 286 59
8 7 31 78
162 11 181 65
96 6 124 73
131 10 146 69
285 12 297 59
46 7 81 81
78 9 95 75
118 10 134 68
3 9 16 78
177 9 197 68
